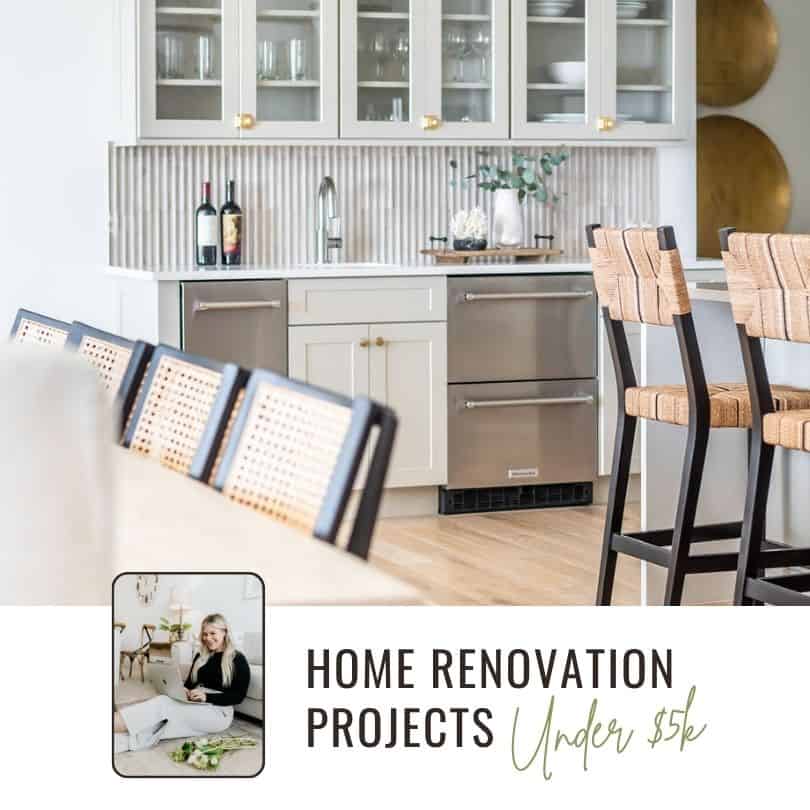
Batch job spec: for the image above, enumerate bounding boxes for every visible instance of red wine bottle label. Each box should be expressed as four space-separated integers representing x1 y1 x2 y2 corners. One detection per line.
222 213 243 255
197 214 217 247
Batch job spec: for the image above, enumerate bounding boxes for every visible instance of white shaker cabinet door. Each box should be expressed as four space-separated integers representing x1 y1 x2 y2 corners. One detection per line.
368 322 448 488
288 324 370 398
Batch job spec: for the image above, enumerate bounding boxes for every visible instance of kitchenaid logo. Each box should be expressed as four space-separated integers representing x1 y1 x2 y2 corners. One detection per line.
304 646 707 779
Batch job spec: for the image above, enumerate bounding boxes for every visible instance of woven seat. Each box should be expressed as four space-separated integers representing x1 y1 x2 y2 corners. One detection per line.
626 383 810 428
10 308 70 348
123 345 246 481
213 369 397 559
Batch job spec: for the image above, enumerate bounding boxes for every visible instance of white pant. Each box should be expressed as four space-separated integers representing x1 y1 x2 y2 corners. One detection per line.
120 695 234 747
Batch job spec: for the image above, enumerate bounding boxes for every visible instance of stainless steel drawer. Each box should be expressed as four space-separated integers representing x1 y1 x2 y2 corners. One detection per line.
447 275 596 383
447 379 596 490
181 280 288 374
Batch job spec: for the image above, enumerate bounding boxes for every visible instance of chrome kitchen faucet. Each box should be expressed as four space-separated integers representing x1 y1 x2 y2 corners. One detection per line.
316 176 343 263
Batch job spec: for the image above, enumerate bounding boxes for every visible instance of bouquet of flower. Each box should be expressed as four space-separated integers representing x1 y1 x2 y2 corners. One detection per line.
169 735 258 771
450 207 488 241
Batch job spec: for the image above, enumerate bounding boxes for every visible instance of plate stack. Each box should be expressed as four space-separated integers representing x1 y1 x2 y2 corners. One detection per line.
617 0 649 19
527 1 575 18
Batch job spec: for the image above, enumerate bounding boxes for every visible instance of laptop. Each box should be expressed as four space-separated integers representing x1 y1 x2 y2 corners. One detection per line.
146 662 221 703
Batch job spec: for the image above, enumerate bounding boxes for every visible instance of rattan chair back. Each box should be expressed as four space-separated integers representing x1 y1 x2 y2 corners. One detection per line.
10 309 71 348
67 322 153 437
721 229 810 343
213 369 397 559
587 226 691 325
123 345 246 481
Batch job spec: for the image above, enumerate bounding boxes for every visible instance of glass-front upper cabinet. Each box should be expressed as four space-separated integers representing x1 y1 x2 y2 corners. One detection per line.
140 0 240 138
421 0 509 139
239 0 339 138
599 0 691 140
341 0 426 138
511 0 601 140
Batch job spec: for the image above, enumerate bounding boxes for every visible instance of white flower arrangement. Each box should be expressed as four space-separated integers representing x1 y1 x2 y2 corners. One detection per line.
450 206 488 241
170 735 257 770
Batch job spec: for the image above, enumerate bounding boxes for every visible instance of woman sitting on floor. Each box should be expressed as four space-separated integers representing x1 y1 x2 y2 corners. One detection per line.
114 613 250 752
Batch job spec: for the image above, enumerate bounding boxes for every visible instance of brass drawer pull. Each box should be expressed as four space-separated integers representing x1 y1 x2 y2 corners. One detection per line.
375 336 386 347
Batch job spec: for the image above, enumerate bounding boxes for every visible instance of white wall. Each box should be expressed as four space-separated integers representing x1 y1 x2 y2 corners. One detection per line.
0 1 116 333
113 573 263 651
697 0 810 233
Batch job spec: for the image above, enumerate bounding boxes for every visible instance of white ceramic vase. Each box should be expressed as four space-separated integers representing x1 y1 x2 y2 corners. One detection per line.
492 188 523 247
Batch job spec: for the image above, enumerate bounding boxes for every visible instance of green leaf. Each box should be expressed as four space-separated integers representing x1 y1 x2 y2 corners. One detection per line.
449 158 458 169
535 188 548 203
449 179 457 188
518 189 526 203
510 174 523 189
523 169 536 185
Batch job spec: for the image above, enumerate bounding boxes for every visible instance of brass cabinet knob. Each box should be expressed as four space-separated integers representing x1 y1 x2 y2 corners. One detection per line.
421 114 441 131
597 116 615 132
234 113 256 130
359 339 370 348
375 336 386 347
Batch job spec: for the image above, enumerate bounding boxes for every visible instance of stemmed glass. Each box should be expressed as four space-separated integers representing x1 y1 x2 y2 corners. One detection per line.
444 30 469 83
392 31 409 80
470 29 491 83
370 32 388 80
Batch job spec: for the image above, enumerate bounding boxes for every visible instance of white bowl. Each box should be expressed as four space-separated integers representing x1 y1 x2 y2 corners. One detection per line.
546 61 586 86
529 2 574 17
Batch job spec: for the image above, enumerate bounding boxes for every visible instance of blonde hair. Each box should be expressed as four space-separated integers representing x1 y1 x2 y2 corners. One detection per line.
191 613 238 687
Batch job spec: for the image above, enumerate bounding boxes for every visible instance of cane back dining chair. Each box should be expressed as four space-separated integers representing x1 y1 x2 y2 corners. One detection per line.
119 624 156 682
212 369 398 560
10 308 71 348
587 225 810 605
720 227 810 605
123 345 247 482
66 322 153 438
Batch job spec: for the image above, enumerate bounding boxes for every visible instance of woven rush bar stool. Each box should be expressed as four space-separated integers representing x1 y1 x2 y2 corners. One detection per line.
66 322 153 438
587 225 810 605
212 369 398 559
123 345 247 482
10 308 71 348
720 228 810 605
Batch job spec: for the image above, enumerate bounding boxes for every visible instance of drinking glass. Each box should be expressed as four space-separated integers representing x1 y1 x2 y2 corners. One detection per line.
158 33 185 79
392 31 409 80
391 96 403 121
470 29 490 83
370 32 388 80
444 30 469 83
289 39 307 81
194 34 214 80
257 40 280 80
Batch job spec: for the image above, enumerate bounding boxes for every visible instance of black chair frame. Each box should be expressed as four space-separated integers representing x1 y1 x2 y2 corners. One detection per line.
212 368 398 560
122 344 247 483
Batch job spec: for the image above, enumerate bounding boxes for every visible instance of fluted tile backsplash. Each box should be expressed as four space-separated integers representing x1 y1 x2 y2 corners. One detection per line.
109 144 658 268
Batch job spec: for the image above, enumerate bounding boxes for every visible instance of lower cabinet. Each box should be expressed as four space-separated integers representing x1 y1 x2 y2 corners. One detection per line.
288 321 447 489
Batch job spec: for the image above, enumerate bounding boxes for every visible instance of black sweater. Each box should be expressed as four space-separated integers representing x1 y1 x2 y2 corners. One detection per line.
184 651 250 707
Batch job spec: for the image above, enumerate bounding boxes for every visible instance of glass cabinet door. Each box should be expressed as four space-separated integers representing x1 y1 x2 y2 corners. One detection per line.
421 0 509 139
511 0 601 139
240 0 338 138
600 0 689 140
341 0 427 138
140 0 239 138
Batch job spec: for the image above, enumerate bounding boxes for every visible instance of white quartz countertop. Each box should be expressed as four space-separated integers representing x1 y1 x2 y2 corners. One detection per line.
688 281 731 303
106 258 725 282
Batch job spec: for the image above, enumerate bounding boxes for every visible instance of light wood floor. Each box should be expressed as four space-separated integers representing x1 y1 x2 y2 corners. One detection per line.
370 504 641 605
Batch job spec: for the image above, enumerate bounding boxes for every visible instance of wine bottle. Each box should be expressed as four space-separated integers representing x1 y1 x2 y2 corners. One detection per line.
220 179 243 266
194 181 218 266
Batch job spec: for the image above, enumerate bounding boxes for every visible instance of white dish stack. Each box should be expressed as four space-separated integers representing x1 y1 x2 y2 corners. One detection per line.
527 1 575 18
616 0 649 19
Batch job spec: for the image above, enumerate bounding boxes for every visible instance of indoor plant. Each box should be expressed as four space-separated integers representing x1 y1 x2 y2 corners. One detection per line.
449 150 568 247
160 616 192 643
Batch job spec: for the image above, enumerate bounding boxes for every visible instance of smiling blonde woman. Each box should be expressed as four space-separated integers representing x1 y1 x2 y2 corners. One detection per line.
114 614 251 753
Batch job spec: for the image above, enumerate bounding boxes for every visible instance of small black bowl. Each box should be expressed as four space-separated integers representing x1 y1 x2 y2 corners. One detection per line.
453 238 488 251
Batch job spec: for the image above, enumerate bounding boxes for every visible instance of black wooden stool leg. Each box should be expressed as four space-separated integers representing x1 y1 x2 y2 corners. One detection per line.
597 412 637 605
735 439 774 605
664 420 710 605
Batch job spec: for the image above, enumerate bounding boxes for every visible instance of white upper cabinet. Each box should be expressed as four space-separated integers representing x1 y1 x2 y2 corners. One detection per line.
511 0 692 141
140 0 241 138
239 0 339 138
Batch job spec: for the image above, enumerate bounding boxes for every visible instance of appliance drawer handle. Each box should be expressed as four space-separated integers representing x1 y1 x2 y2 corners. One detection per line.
194 300 282 313
464 395 594 410
463 291 592 303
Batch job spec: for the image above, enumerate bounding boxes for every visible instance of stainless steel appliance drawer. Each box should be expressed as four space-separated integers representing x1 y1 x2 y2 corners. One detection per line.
447 275 596 383
181 280 288 374
447 379 596 490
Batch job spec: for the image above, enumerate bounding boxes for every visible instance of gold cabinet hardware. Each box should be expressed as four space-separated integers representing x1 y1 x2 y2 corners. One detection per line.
596 116 615 132
234 113 256 130
375 336 386 347
421 114 441 131
359 339 370 348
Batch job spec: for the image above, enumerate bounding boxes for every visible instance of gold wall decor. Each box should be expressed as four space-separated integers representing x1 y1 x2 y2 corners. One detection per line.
698 115 791 258
698 0 778 106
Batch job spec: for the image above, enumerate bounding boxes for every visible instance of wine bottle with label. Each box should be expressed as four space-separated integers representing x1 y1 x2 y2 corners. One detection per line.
195 181 218 266
220 179 243 266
